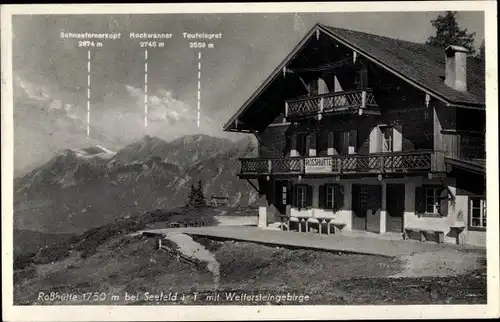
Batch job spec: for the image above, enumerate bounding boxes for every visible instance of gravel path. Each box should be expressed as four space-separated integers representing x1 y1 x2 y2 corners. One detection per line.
164 232 220 288
391 249 485 278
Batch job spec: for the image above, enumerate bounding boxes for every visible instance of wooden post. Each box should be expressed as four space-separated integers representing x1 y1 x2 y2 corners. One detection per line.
298 219 302 233
318 97 324 121
268 160 272 174
305 219 309 234
287 219 290 231
327 219 331 235
285 101 289 118
318 220 322 235
425 93 431 108
419 231 426 242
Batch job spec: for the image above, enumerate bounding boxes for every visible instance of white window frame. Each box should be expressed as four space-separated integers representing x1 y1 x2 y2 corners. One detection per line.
326 185 337 210
382 126 394 152
469 197 486 229
296 186 307 209
425 187 440 214
281 186 287 205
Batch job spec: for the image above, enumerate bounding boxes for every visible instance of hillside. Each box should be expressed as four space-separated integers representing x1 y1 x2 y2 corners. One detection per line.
14 134 258 233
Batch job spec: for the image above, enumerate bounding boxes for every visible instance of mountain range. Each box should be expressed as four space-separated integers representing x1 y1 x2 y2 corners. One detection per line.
14 134 259 234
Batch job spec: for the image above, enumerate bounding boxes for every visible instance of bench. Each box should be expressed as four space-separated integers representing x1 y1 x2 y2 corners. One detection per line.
403 228 445 244
210 196 229 207
277 215 345 235
169 221 205 228
169 222 182 228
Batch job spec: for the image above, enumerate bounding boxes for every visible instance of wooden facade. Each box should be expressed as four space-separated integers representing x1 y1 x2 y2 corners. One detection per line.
224 24 486 246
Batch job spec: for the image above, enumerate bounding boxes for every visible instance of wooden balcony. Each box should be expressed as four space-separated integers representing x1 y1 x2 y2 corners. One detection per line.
285 89 379 119
239 151 445 178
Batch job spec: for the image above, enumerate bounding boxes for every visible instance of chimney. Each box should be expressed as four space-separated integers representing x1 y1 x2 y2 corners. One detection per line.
444 45 469 91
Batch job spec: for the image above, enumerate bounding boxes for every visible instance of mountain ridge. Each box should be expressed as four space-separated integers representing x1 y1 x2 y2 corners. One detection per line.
14 134 259 233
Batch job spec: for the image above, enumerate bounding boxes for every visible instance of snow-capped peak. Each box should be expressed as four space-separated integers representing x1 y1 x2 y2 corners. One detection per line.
73 145 116 160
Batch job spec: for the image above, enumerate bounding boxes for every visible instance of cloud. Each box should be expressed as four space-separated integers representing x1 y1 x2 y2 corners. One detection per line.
14 74 86 133
125 85 195 124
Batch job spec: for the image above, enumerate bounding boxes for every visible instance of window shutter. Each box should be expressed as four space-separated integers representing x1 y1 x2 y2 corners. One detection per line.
290 134 297 151
291 184 297 207
317 131 325 156
327 131 334 148
309 133 317 150
319 184 326 209
334 185 344 211
340 131 349 155
349 129 358 153
393 125 403 152
415 187 425 215
439 188 449 216
306 185 313 208
352 184 360 210
286 182 293 205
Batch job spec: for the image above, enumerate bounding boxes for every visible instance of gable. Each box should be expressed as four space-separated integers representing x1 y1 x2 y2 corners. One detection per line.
224 23 485 132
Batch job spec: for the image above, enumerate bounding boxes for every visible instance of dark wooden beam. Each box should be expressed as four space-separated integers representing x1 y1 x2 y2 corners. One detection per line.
245 179 262 194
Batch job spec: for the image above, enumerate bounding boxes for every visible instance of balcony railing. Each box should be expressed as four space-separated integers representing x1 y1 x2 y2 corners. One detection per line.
239 151 445 176
285 89 379 119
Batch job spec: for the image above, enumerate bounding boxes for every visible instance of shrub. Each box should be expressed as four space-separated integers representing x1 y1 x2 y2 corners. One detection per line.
13 252 36 270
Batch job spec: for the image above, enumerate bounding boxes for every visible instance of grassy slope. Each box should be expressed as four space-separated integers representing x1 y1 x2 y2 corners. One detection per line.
14 232 486 305
14 229 76 255
13 207 220 270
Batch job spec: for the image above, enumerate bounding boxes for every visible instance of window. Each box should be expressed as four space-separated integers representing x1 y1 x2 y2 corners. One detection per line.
382 127 394 152
326 185 336 209
425 187 440 214
296 185 307 209
281 186 287 205
415 185 449 217
469 197 486 230
359 187 369 209
308 79 318 95
296 133 307 156
335 130 357 155
320 184 344 211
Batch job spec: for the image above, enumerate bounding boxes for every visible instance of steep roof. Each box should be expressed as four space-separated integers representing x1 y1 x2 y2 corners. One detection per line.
223 23 485 131
320 25 485 106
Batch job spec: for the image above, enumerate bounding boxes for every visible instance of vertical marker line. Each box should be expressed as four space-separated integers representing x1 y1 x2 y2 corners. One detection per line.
197 51 201 128
87 49 91 137
144 49 148 128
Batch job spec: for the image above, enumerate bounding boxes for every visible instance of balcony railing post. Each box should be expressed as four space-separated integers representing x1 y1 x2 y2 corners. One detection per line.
268 160 272 174
361 90 367 109
285 101 289 118
380 155 384 172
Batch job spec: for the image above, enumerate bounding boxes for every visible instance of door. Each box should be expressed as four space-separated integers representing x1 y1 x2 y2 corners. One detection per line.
366 185 382 233
386 184 405 232
274 180 289 215
352 184 381 232
352 184 368 230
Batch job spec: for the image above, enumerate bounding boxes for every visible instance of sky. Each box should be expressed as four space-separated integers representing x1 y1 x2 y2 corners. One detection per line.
11 11 484 173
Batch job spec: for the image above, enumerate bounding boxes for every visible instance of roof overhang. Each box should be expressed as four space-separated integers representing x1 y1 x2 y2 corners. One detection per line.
445 157 486 175
223 23 485 132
